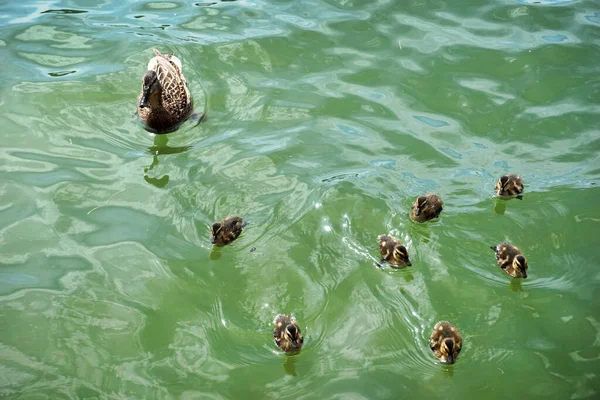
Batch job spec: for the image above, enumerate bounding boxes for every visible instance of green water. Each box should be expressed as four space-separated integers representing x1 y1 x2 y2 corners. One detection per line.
1 0 600 398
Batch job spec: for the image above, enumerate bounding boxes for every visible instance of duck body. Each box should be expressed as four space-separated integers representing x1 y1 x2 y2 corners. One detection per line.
411 194 443 222
210 216 246 246
138 48 193 134
273 314 303 352
491 242 528 278
495 174 524 200
377 234 411 268
429 321 462 364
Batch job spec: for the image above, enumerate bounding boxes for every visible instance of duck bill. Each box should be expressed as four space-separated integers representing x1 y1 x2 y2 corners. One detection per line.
414 208 421 217
521 271 527 279
446 355 454 364
406 260 412 267
139 89 150 108
292 339 298 348
210 235 217 244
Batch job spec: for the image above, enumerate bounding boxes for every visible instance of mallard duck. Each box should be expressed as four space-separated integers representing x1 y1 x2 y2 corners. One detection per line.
210 216 247 246
494 174 523 200
273 314 303 352
429 321 462 364
138 48 193 134
411 193 443 222
377 234 412 268
491 242 528 278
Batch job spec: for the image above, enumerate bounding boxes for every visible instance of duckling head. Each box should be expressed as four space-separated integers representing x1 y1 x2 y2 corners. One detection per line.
414 196 428 217
393 245 412 267
496 175 510 196
441 338 456 364
285 324 303 350
514 255 528 278
210 222 223 244
139 70 160 108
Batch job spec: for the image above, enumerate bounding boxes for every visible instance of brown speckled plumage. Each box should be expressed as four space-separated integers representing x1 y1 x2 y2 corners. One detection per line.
273 314 303 352
210 216 246 246
138 48 193 133
377 234 411 268
494 174 524 200
429 321 462 364
411 193 443 223
491 242 528 278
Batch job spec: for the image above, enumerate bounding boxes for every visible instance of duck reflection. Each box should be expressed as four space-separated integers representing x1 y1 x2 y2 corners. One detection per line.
282 354 298 376
508 278 524 292
143 135 191 188
440 363 455 378
493 199 506 215
209 246 223 261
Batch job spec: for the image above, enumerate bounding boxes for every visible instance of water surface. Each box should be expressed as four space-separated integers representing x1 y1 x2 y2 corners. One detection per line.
1 0 599 398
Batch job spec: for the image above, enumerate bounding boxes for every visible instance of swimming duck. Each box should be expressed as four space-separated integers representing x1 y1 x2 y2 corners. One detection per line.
494 174 523 200
377 234 412 268
138 48 193 134
273 314 303 352
411 193 443 222
429 321 462 364
491 242 528 278
210 216 247 246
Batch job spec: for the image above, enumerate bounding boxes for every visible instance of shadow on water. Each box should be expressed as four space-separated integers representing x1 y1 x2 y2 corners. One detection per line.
143 135 191 188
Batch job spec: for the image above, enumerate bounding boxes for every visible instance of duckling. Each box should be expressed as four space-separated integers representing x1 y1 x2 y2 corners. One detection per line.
411 193 443 222
377 234 412 268
494 174 523 200
273 314 303 352
490 242 528 278
429 321 462 364
210 216 247 246
138 48 193 134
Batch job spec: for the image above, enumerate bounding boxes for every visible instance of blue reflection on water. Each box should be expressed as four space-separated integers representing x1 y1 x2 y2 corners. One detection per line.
541 34 568 43
413 115 449 128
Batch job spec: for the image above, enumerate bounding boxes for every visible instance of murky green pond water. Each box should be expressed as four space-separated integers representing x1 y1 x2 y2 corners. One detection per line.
1 0 599 398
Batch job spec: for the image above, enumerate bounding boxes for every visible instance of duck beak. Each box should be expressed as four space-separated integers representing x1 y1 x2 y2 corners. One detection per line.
521 271 527 279
447 354 454 364
292 339 298 347
210 235 217 244
139 89 150 108
406 260 412 267
414 208 421 217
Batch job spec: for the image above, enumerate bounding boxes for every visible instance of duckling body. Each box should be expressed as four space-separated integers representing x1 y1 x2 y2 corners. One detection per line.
377 234 411 268
491 242 528 278
273 314 303 352
429 321 462 364
495 174 524 200
411 194 443 222
138 48 193 134
210 216 246 246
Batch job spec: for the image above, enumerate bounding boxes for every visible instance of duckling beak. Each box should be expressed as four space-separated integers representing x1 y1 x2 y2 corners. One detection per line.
447 354 454 364
210 235 217 244
521 271 527 279
139 89 150 108
414 209 421 217
291 339 298 348
406 260 412 267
